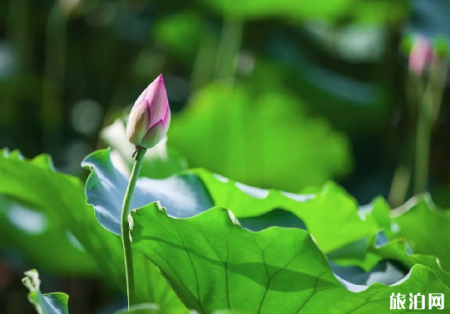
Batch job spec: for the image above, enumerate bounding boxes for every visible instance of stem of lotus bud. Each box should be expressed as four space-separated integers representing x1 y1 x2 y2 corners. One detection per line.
121 146 147 308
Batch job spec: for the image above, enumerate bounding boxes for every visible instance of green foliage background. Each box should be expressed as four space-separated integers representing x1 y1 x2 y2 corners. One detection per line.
2 0 450 313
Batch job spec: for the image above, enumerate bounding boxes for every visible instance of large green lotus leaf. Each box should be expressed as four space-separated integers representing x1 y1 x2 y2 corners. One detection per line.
0 149 187 312
100 118 188 179
83 149 213 235
390 196 450 272
168 84 351 193
0 195 95 275
81 150 445 290
130 203 450 314
194 169 378 253
22 269 69 314
82 149 449 289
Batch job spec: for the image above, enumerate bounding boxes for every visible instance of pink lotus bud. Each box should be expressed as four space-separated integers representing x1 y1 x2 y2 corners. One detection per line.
409 37 434 76
126 74 171 149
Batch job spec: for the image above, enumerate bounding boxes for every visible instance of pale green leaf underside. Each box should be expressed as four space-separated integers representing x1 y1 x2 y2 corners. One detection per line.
83 149 213 235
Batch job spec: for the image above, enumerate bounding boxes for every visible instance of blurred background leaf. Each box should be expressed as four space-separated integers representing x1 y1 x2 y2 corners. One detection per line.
169 83 351 191
2 0 450 312
0 195 96 275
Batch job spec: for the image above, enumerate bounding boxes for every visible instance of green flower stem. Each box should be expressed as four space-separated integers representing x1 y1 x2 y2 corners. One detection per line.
121 147 147 308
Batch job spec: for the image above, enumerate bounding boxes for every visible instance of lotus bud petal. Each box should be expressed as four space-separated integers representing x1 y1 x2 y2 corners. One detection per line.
409 37 434 76
126 74 171 149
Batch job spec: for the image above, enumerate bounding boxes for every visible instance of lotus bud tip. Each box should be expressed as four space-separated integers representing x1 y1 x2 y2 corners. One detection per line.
126 74 171 150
